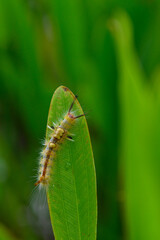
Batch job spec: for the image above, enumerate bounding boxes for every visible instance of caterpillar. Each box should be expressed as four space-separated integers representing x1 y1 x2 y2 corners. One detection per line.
35 95 84 187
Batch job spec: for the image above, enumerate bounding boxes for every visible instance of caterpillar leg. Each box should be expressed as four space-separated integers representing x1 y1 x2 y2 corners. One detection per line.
47 125 54 131
67 136 74 141
52 122 57 127
68 132 75 136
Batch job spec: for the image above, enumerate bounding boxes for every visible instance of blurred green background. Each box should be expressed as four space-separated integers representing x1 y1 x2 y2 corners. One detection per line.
0 0 160 239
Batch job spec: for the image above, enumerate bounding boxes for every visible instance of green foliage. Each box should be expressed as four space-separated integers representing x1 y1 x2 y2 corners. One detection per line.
110 11 160 239
46 86 97 240
0 224 18 240
0 0 160 239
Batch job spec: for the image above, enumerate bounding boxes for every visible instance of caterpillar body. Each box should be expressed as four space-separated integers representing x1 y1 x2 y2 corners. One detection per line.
35 95 84 187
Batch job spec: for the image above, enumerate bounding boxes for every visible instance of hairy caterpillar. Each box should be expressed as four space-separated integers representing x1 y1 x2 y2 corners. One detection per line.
35 95 85 187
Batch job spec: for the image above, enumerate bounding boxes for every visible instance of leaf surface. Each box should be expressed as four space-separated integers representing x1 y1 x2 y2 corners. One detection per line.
46 86 97 240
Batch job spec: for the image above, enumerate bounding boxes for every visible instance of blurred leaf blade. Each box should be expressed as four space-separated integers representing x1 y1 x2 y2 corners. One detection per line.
2 0 42 85
0 224 18 240
49 0 87 83
46 86 97 240
110 10 160 240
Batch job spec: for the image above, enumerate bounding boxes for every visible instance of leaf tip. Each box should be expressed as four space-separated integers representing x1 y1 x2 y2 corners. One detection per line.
61 86 70 92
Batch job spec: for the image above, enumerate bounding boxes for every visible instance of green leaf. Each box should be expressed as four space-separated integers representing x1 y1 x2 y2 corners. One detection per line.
46 86 97 240
110 10 160 240
0 224 18 240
